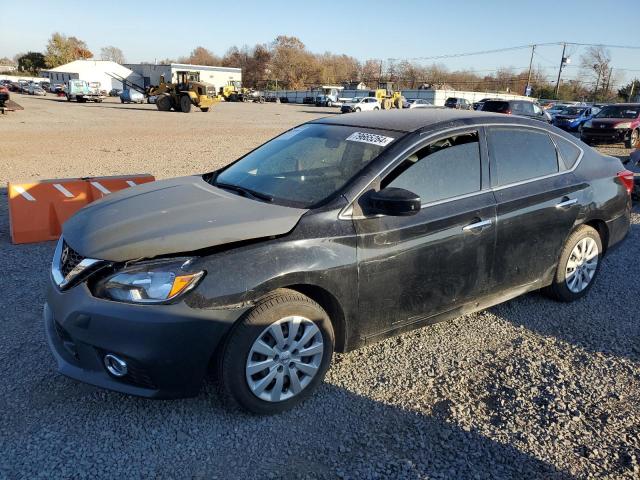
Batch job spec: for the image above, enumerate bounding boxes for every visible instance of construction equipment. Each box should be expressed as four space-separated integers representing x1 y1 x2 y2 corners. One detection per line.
219 80 264 103
372 82 404 110
106 71 217 112
150 71 217 112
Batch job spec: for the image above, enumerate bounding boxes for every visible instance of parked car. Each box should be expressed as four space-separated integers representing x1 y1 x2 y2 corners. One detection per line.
580 104 640 148
546 104 571 120
340 96 380 113
109 88 123 97
552 106 600 132
481 99 550 123
119 89 144 104
473 98 494 110
0 85 9 104
405 98 435 109
45 109 632 414
444 97 472 110
28 83 46 96
50 83 64 94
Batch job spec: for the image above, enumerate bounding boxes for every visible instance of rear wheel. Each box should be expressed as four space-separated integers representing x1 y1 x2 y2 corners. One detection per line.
180 95 192 113
156 94 172 111
373 106 379 111
218 289 334 414
546 225 602 302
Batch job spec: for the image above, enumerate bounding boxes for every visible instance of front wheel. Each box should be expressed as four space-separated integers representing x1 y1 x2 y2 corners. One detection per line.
180 95 192 113
373 106 379 111
354 107 361 112
625 128 639 149
546 225 602 302
218 289 334 414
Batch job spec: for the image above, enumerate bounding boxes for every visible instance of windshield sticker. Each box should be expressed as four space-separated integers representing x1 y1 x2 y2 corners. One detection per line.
346 132 395 146
276 126 308 141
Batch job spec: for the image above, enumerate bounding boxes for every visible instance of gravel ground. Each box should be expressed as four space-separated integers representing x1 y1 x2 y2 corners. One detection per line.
1 95 639 479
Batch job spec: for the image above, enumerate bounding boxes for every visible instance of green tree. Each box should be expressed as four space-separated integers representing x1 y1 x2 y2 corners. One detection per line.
618 80 640 102
45 33 92 68
17 52 46 74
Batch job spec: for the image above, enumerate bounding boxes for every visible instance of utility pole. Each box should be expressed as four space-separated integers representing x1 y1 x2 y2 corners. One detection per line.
629 80 636 102
379 59 383 84
604 67 613 98
525 44 536 96
593 66 601 102
554 43 567 98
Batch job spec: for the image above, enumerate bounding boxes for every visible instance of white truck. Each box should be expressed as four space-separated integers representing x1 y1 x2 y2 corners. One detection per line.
64 79 104 103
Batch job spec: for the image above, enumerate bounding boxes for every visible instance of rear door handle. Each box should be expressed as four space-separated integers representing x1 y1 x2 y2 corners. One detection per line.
462 219 492 233
555 198 578 209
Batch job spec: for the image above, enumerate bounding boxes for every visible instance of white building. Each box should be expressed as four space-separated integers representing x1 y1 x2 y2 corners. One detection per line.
125 63 242 92
43 60 143 92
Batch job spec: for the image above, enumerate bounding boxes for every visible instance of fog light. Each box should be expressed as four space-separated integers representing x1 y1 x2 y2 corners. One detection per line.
104 354 128 377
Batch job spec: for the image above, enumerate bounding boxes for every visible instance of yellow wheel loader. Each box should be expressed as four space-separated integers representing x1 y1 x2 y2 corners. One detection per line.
150 71 217 113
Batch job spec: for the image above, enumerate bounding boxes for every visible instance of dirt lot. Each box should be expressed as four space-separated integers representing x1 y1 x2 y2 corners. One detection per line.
1 94 639 479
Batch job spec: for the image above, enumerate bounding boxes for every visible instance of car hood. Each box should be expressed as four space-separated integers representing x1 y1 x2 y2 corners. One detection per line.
63 176 308 262
590 118 628 127
555 114 580 120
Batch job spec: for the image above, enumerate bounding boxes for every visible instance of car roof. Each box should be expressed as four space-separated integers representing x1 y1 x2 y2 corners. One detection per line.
310 109 525 133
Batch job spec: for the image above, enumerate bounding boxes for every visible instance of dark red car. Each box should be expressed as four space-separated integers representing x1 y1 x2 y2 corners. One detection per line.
580 103 640 148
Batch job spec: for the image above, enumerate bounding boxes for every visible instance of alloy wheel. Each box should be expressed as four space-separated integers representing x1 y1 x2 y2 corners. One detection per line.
565 237 599 293
245 316 324 402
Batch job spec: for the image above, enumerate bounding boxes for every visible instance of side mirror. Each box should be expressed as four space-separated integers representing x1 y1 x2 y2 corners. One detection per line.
364 188 421 216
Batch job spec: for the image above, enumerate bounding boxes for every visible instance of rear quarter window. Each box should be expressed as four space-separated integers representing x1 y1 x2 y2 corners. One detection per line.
487 128 559 186
554 136 582 169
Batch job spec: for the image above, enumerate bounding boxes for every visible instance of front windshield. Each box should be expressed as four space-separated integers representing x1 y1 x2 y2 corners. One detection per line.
213 124 399 208
559 107 585 116
595 105 640 119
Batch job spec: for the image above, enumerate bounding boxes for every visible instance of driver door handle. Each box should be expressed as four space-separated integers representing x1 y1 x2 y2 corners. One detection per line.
555 198 577 209
462 219 492 233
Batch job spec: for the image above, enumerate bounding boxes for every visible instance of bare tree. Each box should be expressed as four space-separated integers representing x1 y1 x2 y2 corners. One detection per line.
580 46 612 100
100 46 126 64
179 47 221 66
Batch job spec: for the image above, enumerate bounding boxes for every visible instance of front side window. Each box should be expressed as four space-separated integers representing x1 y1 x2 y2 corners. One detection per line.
214 124 399 208
487 128 559 186
382 131 481 204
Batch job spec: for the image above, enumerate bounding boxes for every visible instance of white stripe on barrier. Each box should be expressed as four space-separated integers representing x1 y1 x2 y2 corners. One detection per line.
126 180 137 187
53 183 74 198
90 182 111 194
14 186 36 202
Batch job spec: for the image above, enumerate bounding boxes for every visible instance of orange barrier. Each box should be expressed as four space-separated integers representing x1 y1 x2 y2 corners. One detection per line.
8 174 155 244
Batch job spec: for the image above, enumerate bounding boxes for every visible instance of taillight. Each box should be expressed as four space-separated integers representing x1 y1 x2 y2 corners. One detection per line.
504 109 512 115
617 170 634 195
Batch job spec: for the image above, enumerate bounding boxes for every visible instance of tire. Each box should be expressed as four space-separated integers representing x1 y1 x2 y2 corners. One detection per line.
218 289 335 415
546 225 603 302
120 98 124 103
354 107 361 112
373 106 379 111
625 129 639 149
156 94 172 111
180 95 191 113
326 100 332 107
200 107 209 112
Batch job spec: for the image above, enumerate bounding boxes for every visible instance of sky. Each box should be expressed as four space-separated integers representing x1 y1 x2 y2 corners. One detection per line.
1 0 639 87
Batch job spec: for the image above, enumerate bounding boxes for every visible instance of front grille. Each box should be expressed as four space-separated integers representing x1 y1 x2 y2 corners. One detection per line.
60 241 86 278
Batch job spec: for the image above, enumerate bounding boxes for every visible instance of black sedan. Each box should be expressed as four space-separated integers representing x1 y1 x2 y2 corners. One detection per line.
45 110 633 414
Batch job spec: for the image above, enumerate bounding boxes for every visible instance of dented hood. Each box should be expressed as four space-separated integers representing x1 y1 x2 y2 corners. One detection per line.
63 176 307 262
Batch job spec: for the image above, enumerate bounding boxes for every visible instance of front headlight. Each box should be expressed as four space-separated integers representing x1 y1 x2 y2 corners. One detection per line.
94 258 204 304
614 122 632 129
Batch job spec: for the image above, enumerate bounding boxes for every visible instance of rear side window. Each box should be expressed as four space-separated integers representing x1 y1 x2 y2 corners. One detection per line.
487 128 559 186
482 101 510 113
383 131 481 204
555 136 581 169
